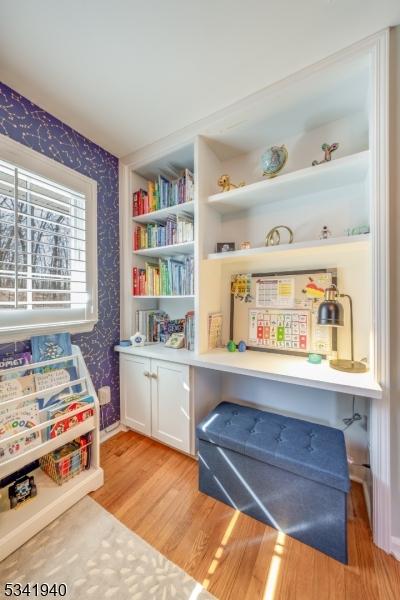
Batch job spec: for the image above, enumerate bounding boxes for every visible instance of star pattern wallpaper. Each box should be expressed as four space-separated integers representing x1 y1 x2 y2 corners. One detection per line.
0 82 120 428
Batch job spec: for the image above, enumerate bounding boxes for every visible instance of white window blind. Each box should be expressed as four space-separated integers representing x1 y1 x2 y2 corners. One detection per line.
0 137 98 341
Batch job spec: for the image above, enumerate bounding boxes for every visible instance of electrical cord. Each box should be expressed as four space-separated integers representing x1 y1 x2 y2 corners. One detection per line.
342 395 362 430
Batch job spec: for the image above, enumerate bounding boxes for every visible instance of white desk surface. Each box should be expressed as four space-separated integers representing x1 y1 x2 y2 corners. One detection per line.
115 344 382 399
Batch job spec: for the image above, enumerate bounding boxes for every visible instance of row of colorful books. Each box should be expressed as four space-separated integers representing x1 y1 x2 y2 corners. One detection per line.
135 309 195 349
133 256 194 296
0 334 94 464
132 169 194 216
133 213 194 250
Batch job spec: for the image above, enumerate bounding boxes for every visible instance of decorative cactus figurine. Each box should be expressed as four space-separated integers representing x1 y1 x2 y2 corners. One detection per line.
312 143 339 166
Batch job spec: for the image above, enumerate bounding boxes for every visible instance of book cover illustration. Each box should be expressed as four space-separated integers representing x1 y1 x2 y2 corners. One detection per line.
45 394 94 439
31 333 72 367
0 352 32 381
0 400 41 463
0 375 36 404
31 334 81 409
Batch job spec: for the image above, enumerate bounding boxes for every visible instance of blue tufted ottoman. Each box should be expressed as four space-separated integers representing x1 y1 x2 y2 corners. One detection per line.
197 402 350 563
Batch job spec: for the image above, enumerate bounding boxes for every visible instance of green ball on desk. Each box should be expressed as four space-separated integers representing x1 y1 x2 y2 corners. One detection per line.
227 340 237 352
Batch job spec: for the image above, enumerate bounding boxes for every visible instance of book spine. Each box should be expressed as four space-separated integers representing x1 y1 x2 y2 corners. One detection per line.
133 267 138 295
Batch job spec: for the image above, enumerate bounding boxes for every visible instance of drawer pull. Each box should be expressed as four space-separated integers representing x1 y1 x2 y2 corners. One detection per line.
143 371 150 377
150 373 158 379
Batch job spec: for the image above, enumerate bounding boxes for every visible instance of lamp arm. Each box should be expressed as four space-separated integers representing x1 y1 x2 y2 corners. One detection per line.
340 294 354 362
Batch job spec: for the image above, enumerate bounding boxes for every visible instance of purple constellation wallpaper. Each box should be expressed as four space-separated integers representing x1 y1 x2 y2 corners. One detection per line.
0 82 120 429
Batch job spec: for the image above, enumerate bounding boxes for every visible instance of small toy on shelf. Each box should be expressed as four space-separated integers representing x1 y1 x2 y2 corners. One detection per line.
239 241 251 250
226 340 247 352
130 332 146 347
312 143 339 166
308 353 322 364
344 225 370 236
217 174 245 192
320 225 332 239
265 225 294 246
9 474 37 509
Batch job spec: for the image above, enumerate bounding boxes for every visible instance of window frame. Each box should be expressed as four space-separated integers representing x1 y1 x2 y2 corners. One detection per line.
0 134 98 343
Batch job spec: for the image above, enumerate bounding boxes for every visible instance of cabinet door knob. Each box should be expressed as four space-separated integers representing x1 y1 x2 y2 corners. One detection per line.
143 371 150 377
151 372 158 379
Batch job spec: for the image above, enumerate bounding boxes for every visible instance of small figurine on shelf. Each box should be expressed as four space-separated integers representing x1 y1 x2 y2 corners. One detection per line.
265 225 294 247
226 340 247 352
130 332 146 347
217 174 245 192
239 241 251 250
320 225 332 240
312 143 339 166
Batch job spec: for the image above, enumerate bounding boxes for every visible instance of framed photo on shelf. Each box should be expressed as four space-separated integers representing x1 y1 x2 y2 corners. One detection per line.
216 242 235 253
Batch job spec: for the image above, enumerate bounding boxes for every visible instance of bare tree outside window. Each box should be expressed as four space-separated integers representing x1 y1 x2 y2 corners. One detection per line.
0 160 86 311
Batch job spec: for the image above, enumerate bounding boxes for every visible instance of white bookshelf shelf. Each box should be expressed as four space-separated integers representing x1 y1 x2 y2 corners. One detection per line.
207 234 370 263
0 417 96 481
207 151 369 214
0 467 103 561
132 201 194 223
132 241 194 257
0 345 103 561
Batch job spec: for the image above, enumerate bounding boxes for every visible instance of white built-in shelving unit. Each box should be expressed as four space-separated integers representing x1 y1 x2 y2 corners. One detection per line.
0 345 103 560
119 31 390 551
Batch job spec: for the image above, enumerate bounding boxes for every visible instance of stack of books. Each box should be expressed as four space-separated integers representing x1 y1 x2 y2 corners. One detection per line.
132 256 194 296
135 309 195 348
133 213 193 250
132 169 194 217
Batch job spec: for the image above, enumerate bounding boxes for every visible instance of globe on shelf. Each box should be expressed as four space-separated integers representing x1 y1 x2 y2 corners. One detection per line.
261 144 288 178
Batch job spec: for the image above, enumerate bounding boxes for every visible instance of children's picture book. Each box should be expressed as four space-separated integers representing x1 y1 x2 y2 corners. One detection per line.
45 394 94 439
0 375 36 404
0 400 41 463
31 333 81 409
0 352 32 380
31 333 72 366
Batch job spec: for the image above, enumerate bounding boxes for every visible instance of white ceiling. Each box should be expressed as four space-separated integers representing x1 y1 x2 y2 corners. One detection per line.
0 0 399 158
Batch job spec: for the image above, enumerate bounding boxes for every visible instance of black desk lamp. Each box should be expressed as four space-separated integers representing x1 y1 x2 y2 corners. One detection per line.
317 284 368 373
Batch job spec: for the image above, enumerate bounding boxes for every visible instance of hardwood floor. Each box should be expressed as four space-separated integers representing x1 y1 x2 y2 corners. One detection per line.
92 431 400 600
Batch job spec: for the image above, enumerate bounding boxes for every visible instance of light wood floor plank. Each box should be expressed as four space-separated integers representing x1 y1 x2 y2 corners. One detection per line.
92 431 400 600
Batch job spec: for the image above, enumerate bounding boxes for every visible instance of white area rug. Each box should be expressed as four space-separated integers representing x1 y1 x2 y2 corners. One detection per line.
0 496 215 600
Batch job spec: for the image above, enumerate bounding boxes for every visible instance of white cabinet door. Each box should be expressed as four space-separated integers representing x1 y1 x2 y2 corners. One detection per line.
150 359 190 453
120 354 151 435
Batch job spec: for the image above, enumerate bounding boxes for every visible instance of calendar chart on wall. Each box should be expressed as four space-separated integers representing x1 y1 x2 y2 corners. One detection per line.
230 269 337 357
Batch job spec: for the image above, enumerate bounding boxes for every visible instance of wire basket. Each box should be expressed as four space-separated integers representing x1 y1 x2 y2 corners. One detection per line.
39 440 92 485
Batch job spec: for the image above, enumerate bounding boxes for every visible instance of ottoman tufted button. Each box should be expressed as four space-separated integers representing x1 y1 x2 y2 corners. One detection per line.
309 431 316 438
249 428 256 434
255 417 262 423
225 419 232 426
275 435 283 443
280 424 287 430
306 444 314 452
232 410 239 416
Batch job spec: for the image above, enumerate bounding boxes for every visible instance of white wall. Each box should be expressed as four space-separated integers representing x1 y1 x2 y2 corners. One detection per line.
389 25 400 541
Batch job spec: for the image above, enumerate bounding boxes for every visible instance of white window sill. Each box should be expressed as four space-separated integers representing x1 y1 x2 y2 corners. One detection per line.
0 319 98 344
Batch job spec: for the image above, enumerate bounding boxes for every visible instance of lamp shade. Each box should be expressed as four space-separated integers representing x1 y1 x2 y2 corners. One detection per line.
317 298 344 327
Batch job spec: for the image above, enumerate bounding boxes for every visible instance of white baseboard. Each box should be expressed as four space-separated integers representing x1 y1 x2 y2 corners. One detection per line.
391 536 400 561
350 475 371 526
100 422 125 443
